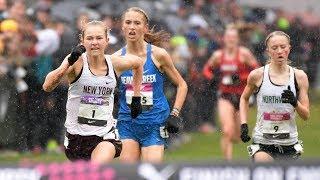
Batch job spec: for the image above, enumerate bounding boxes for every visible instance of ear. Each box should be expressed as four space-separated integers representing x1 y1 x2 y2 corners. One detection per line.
144 24 149 33
265 48 270 56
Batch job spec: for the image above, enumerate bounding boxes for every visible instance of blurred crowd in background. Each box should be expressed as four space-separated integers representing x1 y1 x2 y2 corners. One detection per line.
0 0 320 154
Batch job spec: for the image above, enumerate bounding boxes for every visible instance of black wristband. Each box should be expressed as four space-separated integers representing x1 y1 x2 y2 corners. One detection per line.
130 96 142 118
240 123 248 133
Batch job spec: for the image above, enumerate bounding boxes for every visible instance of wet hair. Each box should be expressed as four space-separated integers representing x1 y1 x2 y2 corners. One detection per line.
123 7 150 24
265 31 290 47
265 31 291 64
225 23 238 33
79 20 109 41
121 7 170 47
223 24 240 40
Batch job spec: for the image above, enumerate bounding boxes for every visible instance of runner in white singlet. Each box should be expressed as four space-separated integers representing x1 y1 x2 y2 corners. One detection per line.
239 31 310 162
43 20 143 165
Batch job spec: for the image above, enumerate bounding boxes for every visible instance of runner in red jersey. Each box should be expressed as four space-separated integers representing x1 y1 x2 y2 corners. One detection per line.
203 24 259 160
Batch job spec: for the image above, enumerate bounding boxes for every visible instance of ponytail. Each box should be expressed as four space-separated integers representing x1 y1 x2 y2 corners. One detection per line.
144 26 170 47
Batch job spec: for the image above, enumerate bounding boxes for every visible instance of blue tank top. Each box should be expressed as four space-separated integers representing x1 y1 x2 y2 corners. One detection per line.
118 44 170 124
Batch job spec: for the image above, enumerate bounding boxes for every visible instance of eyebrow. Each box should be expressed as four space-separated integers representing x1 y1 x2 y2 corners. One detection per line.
85 34 104 37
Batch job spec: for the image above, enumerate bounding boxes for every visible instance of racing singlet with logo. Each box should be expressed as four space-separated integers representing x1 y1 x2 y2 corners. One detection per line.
218 49 250 95
118 44 170 124
65 53 117 137
253 64 298 145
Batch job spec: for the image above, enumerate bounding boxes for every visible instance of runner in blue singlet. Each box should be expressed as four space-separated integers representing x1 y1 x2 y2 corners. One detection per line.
114 7 188 163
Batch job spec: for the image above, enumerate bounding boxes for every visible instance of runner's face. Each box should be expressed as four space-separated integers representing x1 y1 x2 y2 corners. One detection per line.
267 35 291 64
122 11 148 42
223 29 239 48
82 25 108 57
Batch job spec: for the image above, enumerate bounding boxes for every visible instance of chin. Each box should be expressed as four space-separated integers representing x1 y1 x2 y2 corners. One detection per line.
89 51 102 57
127 37 137 42
225 44 237 49
275 59 286 64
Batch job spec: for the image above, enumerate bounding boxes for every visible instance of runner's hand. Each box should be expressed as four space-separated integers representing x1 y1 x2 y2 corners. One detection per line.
281 86 297 107
68 45 86 66
165 115 183 133
131 96 142 118
240 123 251 143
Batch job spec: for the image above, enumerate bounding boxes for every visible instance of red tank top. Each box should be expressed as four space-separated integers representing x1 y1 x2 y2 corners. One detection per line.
218 49 250 95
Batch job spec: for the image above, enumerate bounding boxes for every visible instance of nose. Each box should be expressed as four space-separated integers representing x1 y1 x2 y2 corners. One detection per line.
128 23 135 30
276 48 282 54
91 38 98 45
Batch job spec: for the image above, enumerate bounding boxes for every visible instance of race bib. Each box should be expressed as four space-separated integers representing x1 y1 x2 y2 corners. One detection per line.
262 112 290 134
78 95 111 121
103 128 120 140
126 83 153 107
221 75 232 85
160 126 169 138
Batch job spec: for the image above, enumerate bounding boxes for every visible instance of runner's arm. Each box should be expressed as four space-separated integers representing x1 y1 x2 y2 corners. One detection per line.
295 69 310 120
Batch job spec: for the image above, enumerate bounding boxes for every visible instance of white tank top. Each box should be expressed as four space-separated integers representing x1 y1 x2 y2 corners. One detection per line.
65 53 117 137
253 64 298 145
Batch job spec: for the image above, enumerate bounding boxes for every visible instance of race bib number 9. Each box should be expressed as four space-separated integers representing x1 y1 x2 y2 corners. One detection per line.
262 112 290 134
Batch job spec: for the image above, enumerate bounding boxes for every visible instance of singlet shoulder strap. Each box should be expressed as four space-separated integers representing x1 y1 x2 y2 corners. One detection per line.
255 65 267 94
105 55 112 76
262 64 269 84
147 43 152 60
289 66 295 84
220 50 225 63
291 67 299 94
236 48 241 63
121 47 126 56
81 53 89 73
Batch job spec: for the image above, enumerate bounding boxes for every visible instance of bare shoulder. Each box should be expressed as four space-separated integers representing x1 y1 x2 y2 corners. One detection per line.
248 67 264 84
152 45 167 59
151 45 171 66
212 49 223 58
110 54 119 61
294 68 308 80
293 68 309 86
208 49 222 64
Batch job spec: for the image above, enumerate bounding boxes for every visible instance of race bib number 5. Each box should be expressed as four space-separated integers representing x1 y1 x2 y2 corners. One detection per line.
126 84 153 106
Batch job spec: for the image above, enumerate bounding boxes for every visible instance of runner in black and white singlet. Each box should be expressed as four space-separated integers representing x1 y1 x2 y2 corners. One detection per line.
43 20 143 165
65 53 117 137
254 64 297 145
239 31 310 162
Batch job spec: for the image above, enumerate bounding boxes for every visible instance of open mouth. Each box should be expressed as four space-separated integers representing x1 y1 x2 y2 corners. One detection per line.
129 31 136 36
